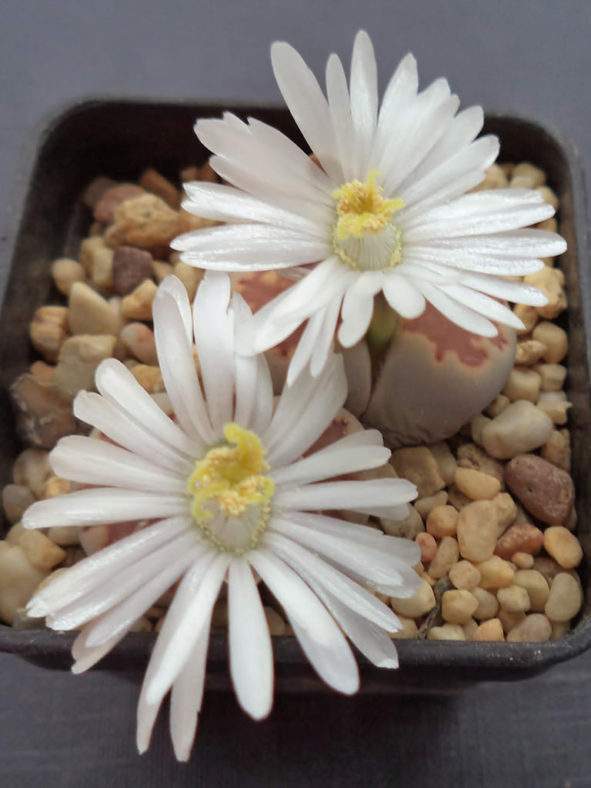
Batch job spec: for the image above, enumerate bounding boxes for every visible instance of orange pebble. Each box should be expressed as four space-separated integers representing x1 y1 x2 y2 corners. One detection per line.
416 532 437 563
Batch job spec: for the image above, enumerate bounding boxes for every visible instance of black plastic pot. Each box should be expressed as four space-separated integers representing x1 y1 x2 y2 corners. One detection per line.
0 100 589 690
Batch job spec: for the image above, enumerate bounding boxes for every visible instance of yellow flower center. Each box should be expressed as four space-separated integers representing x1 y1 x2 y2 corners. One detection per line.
188 423 274 521
333 170 404 241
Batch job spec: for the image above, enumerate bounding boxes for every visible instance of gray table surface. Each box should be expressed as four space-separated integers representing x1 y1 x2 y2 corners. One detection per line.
1 1 591 785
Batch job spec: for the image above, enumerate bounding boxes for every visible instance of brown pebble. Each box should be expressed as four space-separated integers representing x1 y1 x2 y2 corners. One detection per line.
495 523 544 560
139 168 181 208
504 453 574 525
112 246 154 295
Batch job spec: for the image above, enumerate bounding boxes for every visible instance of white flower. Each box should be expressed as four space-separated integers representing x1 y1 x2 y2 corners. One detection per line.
172 30 566 383
23 273 420 761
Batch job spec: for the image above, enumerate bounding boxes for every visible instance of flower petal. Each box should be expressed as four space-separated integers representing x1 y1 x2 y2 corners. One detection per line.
382 272 426 318
275 477 417 517
169 625 210 762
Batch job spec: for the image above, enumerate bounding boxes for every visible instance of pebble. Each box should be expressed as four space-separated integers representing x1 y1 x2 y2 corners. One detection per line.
51 258 85 295
480 401 554 459
532 322 568 363
19 530 65 571
474 618 505 641
427 536 459 579
173 262 204 301
512 552 535 570
13 449 51 498
152 260 174 283
477 556 515 589
502 367 541 403
486 394 510 418
82 176 116 209
2 484 34 524
537 391 571 425
504 453 574 525
533 556 563 583
390 578 436 618
498 609 527 634
427 624 465 641
470 588 500 621
94 183 145 224
442 589 479 624
543 526 583 569
131 364 164 393
454 467 501 500
47 526 81 547
535 363 567 392
52 334 117 397
390 615 419 639
511 162 546 188
112 193 180 249
10 374 77 449
544 573 582 622
524 268 567 320
497 584 530 613
513 303 539 334
121 279 158 321
426 505 458 538
415 532 437 563
79 237 109 274
139 168 181 208
456 501 498 562
456 443 504 485
119 322 158 365
513 569 550 612
541 429 571 471
514 340 547 366
495 523 544 560
390 446 445 498
414 490 448 519
492 492 518 536
111 246 154 296
550 620 570 641
449 560 481 590
0 545 47 624
428 442 457 485
88 246 114 290
506 613 552 642
69 282 121 335
29 306 69 362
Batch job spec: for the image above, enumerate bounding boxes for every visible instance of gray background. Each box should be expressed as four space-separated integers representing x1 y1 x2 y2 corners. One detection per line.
1 1 591 785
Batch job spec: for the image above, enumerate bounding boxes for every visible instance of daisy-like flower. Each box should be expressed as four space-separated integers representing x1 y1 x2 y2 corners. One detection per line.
23 273 420 761
173 30 566 383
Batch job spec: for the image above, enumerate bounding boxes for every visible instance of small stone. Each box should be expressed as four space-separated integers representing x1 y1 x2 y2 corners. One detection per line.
30 361 54 384
515 340 547 366
535 363 567 392
456 443 504 485
504 454 574 525
474 618 505 642
472 587 500 620
544 573 582 622
29 305 69 362
82 176 117 209
441 589 479 624
131 365 164 393
477 556 515 589
524 268 567 319
495 523 544 560
511 162 546 188
2 485 34 524
139 168 181 208
173 262 203 301
537 185 559 210
462 618 479 640
427 536 460 580
449 560 481 590
447 486 472 511
415 532 437 563
456 500 497 562
550 620 570 641
470 413 490 445
486 394 510 418
492 492 518 536
428 442 457 486
427 624 465 641
19 530 66 571
513 569 550 612
532 321 568 363
152 260 174 283
506 613 552 642
121 279 158 321
69 282 120 335
541 429 571 472
47 526 80 547
112 193 180 249
480 401 554 460
380 504 424 539
390 578 436 618
79 236 108 274
390 446 445 498
52 335 117 397
89 246 114 290
0 545 47 624
513 303 539 334
537 391 571 425
94 183 145 224
119 323 158 365
13 449 51 497
390 615 418 639
112 246 154 295
177 208 217 233
502 367 541 403
6 523 25 545
426 505 458 538
454 467 501 501
264 606 286 635
42 476 70 499
533 556 563 583
543 526 583 569
497 585 530 613
512 552 535 570
51 258 85 295
498 609 527 634
10 374 77 449
414 491 448 519
471 163 508 190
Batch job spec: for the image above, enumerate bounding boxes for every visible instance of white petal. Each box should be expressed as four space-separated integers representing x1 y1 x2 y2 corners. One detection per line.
228 558 273 720
272 441 390 488
337 273 383 347
349 30 378 174
382 272 426 318
71 625 129 674
411 278 498 336
439 284 529 329
326 53 356 181
275 477 417 516
169 626 210 762
459 272 548 306
410 229 566 258
405 246 545 276
374 53 418 165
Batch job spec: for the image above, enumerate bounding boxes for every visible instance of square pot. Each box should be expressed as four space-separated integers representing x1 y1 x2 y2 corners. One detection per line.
0 100 589 690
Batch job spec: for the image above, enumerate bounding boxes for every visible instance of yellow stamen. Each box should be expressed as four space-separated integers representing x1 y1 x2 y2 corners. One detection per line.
187 423 274 521
332 169 405 241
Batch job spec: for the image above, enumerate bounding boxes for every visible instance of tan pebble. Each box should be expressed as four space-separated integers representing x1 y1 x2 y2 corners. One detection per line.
2 485 35 524
427 442 457 485
13 449 51 498
10 373 77 449
51 258 85 295
390 615 419 639
492 492 517 536
264 606 286 635
390 446 445 498
537 392 571 425
79 525 110 556
113 193 180 250
456 443 504 485
537 216 558 233
78 236 108 273
427 536 459 579
121 279 158 321
457 501 497 562
47 526 80 547
103 224 125 249
29 306 69 362
120 322 158 365
427 624 465 641
533 322 568 363
541 429 571 472
515 340 547 366
0 545 47 624
449 560 481 590
454 467 501 501
415 532 437 564
497 584 531 613
89 246 114 290
447 486 472 511
42 477 70 499
462 618 479 640
29 361 54 384
545 573 582 622
543 526 583 569
52 334 117 397
152 260 174 283
6 523 25 545
481 401 554 460
502 367 541 403
550 620 570 640
380 504 424 539
390 578 435 618
471 163 508 191
470 413 490 445
414 490 448 519
535 363 567 392
513 569 550 612
474 618 505 642
426 505 458 538
486 394 510 418
513 304 539 334
512 552 535 569
173 262 204 301
94 183 145 224
477 556 515 589
498 609 527 634
442 589 479 624
511 162 546 187
533 556 562 583
495 523 544 560
507 613 552 642
19 530 65 571
471 587 500 620
537 185 559 210
69 282 120 335
131 365 164 393
139 167 181 208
